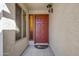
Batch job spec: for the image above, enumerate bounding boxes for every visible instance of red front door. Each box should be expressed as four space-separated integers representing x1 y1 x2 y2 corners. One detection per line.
35 14 49 43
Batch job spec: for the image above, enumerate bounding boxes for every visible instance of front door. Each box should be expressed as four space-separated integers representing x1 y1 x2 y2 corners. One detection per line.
35 14 49 43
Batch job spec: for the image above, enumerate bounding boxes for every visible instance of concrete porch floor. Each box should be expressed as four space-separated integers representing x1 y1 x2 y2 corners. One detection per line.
22 45 55 56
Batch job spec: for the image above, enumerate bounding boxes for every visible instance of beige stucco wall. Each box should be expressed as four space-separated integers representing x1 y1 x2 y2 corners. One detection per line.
49 3 79 56
0 11 3 56
0 32 3 56
29 10 48 14
3 3 29 56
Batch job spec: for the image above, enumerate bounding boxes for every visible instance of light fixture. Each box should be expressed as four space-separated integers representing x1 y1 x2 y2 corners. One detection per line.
47 4 53 13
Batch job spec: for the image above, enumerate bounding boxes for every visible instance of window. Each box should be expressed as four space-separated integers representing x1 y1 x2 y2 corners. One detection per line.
15 4 22 40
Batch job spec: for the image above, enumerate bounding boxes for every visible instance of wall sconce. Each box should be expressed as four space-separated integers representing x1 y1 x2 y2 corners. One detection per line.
47 4 53 13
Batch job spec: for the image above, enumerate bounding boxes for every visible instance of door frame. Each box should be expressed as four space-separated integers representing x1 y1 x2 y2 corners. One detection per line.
29 14 49 44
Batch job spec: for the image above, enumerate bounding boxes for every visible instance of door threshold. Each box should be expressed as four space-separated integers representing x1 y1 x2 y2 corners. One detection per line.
35 43 48 45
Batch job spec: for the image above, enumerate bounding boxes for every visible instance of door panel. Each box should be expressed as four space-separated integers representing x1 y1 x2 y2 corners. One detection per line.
36 23 41 42
35 15 49 43
40 23 48 43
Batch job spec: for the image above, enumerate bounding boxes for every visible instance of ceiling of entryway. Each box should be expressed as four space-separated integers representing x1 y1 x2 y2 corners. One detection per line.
24 3 49 10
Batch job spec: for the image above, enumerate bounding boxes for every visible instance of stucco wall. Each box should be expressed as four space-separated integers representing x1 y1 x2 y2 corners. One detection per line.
0 32 3 56
29 10 48 14
0 11 3 56
49 3 79 56
3 3 29 56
